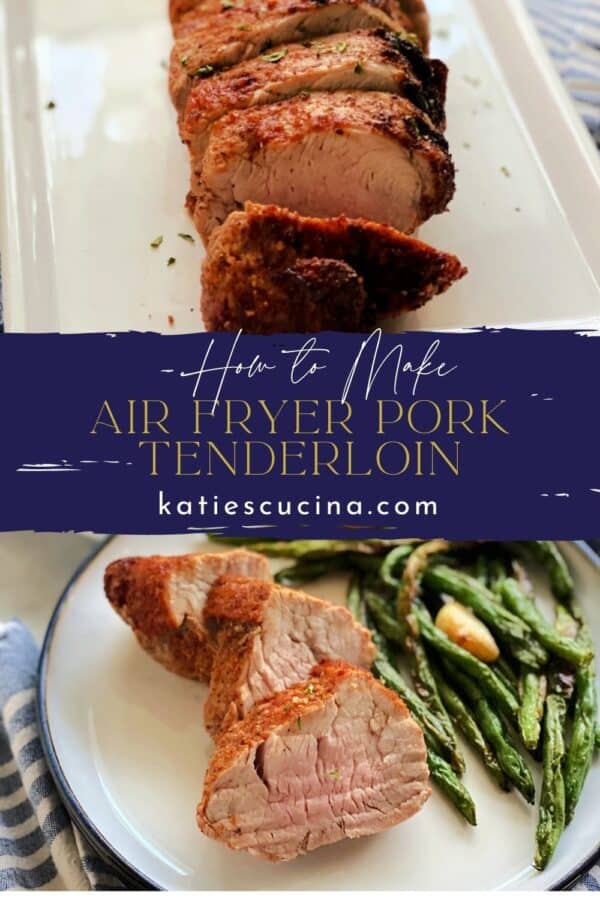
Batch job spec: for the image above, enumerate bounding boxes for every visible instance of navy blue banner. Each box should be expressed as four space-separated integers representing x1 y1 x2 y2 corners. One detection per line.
0 329 597 537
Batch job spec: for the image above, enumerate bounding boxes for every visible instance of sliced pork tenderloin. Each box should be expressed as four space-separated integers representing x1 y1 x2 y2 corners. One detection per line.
191 91 454 240
203 577 377 735
204 249 371 331
398 0 429 49
180 30 447 161
104 549 272 680
206 252 372 332
169 0 413 112
198 660 431 861
169 0 429 48
201 202 466 332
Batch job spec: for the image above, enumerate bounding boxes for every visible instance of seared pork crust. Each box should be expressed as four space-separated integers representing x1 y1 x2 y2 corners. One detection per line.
192 91 454 239
104 549 272 680
198 660 431 861
397 0 429 48
180 29 447 158
169 0 429 49
205 253 369 332
201 202 466 332
203 576 377 734
169 0 414 111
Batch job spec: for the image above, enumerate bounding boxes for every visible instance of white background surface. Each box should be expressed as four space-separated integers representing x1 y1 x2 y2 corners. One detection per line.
39 536 600 891
0 532 94 640
1 0 600 332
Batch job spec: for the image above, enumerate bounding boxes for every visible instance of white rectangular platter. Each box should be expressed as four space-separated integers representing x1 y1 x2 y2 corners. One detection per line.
1 0 600 333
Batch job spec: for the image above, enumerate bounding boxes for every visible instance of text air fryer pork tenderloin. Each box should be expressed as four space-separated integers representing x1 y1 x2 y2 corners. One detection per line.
169 0 414 112
201 202 467 332
104 549 272 680
179 30 448 158
191 91 455 240
203 576 376 735
198 660 431 861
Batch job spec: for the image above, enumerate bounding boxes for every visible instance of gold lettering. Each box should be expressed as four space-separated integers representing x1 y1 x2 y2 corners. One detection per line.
312 441 340 475
407 400 442 435
225 400 252 435
377 400 403 434
176 441 201 475
482 400 509 435
327 401 353 435
376 442 410 476
90 400 122 435
138 440 170 476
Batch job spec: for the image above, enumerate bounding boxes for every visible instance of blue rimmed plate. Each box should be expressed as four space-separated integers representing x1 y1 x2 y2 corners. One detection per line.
38 537 600 890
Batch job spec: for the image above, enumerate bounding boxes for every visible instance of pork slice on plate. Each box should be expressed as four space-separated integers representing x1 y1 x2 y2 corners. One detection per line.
198 660 431 861
201 202 466 332
169 0 429 48
169 0 413 112
203 576 376 735
104 549 272 680
180 29 448 159
191 91 454 241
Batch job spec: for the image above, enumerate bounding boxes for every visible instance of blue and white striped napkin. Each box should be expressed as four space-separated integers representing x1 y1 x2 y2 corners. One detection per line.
0 621 124 890
527 0 600 147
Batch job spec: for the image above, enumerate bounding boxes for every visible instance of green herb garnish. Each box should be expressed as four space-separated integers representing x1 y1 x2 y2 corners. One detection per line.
261 49 288 63
46 101 56 110
150 235 163 249
336 41 347 53
354 61 364 74
178 233 195 243
328 770 342 779
193 64 215 78
167 257 176 266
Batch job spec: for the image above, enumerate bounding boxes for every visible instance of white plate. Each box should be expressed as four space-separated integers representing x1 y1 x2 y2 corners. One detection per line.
1 0 600 333
39 536 600 890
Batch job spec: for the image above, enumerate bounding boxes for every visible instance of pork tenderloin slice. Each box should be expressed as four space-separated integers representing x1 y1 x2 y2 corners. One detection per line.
169 0 413 112
104 549 272 681
192 91 454 241
169 0 428 48
398 0 429 49
202 250 372 333
201 201 466 331
204 577 377 734
180 29 447 159
198 660 431 861
205 253 371 332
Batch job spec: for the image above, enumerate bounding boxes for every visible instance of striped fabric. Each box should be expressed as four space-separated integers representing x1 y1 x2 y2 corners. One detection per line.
0 621 124 890
527 0 600 147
